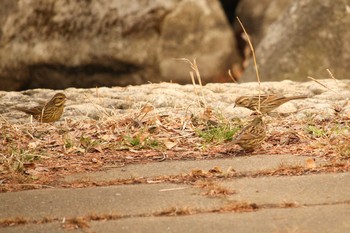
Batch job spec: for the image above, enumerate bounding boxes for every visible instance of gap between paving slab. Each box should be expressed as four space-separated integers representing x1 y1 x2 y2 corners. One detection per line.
63 154 321 182
221 172 350 205
2 204 349 233
87 204 350 233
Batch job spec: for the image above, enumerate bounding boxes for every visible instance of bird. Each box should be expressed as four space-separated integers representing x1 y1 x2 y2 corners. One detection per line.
234 94 307 113
16 93 66 123
232 115 266 150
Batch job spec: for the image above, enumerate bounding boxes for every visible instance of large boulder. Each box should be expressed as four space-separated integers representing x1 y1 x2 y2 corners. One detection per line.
0 0 240 91
233 0 292 46
241 0 350 82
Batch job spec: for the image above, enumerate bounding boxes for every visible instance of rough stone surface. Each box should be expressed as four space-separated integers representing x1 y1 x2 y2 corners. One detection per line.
0 0 239 91
241 0 350 82
234 0 292 46
1 80 350 123
158 0 238 84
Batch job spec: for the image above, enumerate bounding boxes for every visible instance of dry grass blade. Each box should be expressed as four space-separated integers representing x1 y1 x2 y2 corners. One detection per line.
326 68 336 81
40 105 46 123
0 114 10 124
177 58 207 108
190 71 199 97
95 86 100 98
228 69 237 83
159 187 188 192
135 103 154 121
236 17 262 111
307 76 336 93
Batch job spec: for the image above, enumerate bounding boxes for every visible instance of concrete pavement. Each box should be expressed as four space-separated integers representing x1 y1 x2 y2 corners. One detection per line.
1 154 349 233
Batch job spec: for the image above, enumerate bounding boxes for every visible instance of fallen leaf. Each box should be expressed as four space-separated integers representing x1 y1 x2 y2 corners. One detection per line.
164 141 177 150
305 158 316 168
140 104 154 114
208 166 222 174
28 141 40 149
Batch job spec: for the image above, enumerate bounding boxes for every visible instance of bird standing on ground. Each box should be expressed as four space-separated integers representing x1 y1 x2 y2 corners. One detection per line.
16 93 67 123
232 115 266 150
234 94 307 113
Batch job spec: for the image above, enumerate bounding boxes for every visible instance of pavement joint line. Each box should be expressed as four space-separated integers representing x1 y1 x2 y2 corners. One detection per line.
58 162 349 189
1 200 350 229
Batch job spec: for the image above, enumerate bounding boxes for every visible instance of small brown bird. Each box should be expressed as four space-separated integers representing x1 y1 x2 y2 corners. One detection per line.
232 115 266 150
16 93 66 123
234 94 307 113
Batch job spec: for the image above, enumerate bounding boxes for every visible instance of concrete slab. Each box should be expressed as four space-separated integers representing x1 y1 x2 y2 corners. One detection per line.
0 184 224 220
0 223 83 233
221 172 350 205
64 154 319 182
89 204 350 233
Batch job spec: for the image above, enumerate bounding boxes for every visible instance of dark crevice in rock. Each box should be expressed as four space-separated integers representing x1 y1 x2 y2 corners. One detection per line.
23 63 143 90
219 0 240 25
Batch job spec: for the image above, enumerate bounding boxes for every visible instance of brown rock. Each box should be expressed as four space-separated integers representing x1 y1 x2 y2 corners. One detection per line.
241 0 350 82
158 0 239 84
0 0 240 91
234 0 292 46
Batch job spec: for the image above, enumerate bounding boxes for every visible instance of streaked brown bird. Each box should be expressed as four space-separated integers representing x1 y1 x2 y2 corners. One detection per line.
16 93 66 123
234 94 307 113
232 115 266 150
